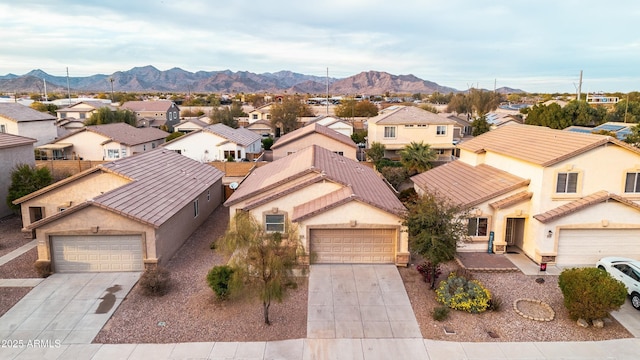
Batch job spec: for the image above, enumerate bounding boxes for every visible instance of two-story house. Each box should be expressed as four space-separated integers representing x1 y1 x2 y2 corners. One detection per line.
411 124 640 266
120 100 180 130
0 133 36 217
0 103 57 146
36 122 168 160
367 106 457 161
305 115 354 137
271 123 357 161
55 101 116 122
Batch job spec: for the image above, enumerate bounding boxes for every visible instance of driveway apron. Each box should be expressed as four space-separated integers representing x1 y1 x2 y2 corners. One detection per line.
307 264 421 339
0 272 139 345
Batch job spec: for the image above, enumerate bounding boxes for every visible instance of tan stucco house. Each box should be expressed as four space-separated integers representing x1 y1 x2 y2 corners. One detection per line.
55 101 116 121
37 122 168 160
305 115 354 137
0 103 57 146
225 145 409 266
13 149 224 272
120 100 180 130
271 123 357 161
0 133 36 217
412 124 640 266
367 105 456 161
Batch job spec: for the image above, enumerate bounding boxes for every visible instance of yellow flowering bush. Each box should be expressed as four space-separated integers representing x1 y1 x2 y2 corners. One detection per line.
436 273 491 313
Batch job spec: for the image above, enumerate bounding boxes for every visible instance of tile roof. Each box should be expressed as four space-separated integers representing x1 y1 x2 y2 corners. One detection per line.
0 103 56 122
204 123 261 146
457 124 640 167
0 132 36 149
121 100 177 112
54 123 168 146
489 191 533 210
225 145 405 217
26 149 224 229
246 119 272 128
370 105 455 125
292 187 354 221
533 191 640 223
272 123 356 149
57 101 116 112
176 117 209 128
411 161 530 208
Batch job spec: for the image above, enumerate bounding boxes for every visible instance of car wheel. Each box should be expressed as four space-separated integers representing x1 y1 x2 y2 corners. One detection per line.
632 293 640 310
598 265 606 271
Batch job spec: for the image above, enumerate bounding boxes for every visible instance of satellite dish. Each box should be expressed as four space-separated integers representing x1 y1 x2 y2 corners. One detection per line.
229 182 239 190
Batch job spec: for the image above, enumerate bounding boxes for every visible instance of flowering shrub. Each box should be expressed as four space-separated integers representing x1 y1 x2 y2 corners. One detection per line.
436 273 491 313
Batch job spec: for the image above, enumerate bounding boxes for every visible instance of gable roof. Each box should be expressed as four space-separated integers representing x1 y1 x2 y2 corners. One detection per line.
370 105 455 125
458 124 640 167
0 132 37 149
246 120 272 129
57 101 116 112
204 123 261 146
272 123 356 149
121 100 177 112
225 145 405 217
52 123 168 146
0 103 56 122
175 117 209 129
533 191 640 223
26 149 223 229
411 160 530 208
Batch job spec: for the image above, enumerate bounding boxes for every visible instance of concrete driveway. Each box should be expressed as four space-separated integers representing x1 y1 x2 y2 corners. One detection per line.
307 264 421 339
0 272 139 345
611 298 640 337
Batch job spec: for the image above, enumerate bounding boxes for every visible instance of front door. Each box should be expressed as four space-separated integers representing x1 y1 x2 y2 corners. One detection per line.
505 218 525 250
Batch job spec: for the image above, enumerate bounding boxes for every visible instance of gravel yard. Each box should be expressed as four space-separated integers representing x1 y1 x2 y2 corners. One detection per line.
0 215 27 257
93 205 308 344
399 259 633 342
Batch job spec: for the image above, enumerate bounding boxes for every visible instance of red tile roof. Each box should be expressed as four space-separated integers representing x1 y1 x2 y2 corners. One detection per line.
225 145 405 217
533 191 640 223
411 161 530 207
272 123 356 149
0 132 36 149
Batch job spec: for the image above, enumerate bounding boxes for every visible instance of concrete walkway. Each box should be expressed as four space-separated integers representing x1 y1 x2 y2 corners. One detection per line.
0 240 37 266
307 264 421 339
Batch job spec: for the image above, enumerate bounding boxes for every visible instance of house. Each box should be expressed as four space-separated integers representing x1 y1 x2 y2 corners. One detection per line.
411 124 640 266
174 117 210 133
0 103 57 146
245 120 273 138
0 133 36 217
120 100 180 130
305 115 354 137
12 149 224 272
367 105 456 161
224 145 409 266
444 113 473 141
36 122 168 161
55 101 116 121
566 122 637 141
485 113 524 130
163 123 262 162
271 123 357 161
247 103 272 123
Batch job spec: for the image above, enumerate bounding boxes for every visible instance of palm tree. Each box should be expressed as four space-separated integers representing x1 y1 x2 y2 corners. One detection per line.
399 141 436 175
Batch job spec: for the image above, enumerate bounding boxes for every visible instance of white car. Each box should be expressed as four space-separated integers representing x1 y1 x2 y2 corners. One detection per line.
596 257 640 310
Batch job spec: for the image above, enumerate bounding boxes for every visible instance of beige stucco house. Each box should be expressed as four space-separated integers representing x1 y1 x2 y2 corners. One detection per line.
174 117 209 133
247 103 272 123
367 105 456 161
271 123 357 161
0 133 36 217
305 115 354 137
412 124 640 266
37 122 168 160
55 101 116 121
0 103 57 146
225 145 409 266
13 149 224 272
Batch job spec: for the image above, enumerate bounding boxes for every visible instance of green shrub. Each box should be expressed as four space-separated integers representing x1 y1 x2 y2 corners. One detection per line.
558 267 627 321
488 295 503 312
436 274 491 313
207 265 235 300
432 305 450 321
262 137 274 150
139 267 171 296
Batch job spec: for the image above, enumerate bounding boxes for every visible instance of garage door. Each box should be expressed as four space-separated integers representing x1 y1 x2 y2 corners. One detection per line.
310 229 395 264
556 229 640 266
51 235 144 272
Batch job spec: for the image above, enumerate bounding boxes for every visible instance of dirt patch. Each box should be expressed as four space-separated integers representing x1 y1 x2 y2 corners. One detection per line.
0 287 32 317
0 248 39 279
400 259 633 342
0 215 28 257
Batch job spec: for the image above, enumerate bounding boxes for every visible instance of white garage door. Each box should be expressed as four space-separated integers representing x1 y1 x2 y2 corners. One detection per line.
310 229 395 264
51 235 144 272
556 229 640 266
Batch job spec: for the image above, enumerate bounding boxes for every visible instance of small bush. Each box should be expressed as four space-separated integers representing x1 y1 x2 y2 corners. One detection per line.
207 265 235 300
209 240 216 250
488 295 503 312
436 274 491 313
34 260 52 278
139 266 171 296
558 267 627 322
416 261 442 285
262 137 274 150
432 305 450 321
453 268 474 281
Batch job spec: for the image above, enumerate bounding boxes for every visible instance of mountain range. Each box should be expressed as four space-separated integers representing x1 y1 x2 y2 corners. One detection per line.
0 65 523 95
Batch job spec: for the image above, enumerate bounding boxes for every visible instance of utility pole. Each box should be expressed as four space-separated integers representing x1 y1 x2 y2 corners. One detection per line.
577 70 583 101
624 94 629 123
326 67 329 115
108 77 115 103
43 78 48 102
66 67 72 105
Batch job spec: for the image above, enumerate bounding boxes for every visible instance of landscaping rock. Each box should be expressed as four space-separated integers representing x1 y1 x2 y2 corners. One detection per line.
577 318 589 328
593 319 604 328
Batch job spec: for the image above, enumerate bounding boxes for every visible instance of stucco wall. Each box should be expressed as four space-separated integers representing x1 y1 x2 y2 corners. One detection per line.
17 121 57 147
164 132 228 162
368 122 454 150
0 144 35 217
272 134 357 160
65 131 110 160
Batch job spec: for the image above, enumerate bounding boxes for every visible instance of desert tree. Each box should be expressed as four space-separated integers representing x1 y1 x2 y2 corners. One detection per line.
270 97 313 135
6 164 53 214
471 115 492 136
366 141 386 166
85 107 136 126
398 141 436 175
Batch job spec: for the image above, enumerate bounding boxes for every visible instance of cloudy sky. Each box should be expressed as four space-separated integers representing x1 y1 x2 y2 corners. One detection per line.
1 0 639 93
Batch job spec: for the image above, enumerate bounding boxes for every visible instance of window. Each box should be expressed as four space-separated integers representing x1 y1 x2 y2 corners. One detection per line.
625 172 640 193
0 124 5 133
143 144 146 151
334 151 344 156
435 149 445 155
207 189 211 202
152 142 157 149
436 125 447 135
384 126 396 138
252 114 258 120
266 114 271 120
29 207 44 223
107 149 120 159
223 150 237 160
265 214 285 232
404 124 414 128
417 124 427 128
556 172 578 193
79 113 85 119
193 199 199 218
467 217 488 236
